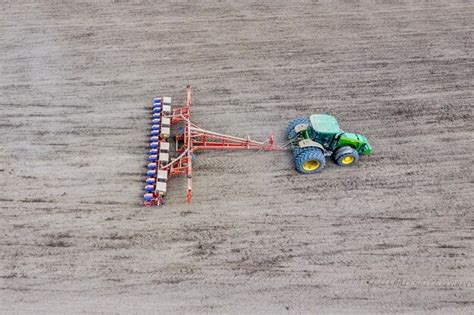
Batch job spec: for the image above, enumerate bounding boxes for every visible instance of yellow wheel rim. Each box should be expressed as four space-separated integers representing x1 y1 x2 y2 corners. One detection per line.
303 160 320 171
341 155 355 165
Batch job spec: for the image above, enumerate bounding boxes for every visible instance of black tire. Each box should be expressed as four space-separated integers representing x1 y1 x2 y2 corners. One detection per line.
292 146 319 158
287 117 310 139
333 146 359 166
292 146 304 158
295 148 326 174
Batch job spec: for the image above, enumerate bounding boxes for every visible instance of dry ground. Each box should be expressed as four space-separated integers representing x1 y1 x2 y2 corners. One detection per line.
1 0 473 313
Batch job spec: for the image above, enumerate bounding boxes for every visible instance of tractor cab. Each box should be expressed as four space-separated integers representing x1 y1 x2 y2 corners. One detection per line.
309 114 342 149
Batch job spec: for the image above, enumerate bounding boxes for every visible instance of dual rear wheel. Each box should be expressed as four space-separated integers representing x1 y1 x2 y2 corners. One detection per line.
287 117 310 139
294 148 326 174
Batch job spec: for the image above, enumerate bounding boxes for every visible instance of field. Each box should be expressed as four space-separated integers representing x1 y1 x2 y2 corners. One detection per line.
1 0 473 313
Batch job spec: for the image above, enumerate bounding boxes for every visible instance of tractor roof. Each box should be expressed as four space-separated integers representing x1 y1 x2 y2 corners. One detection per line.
310 114 341 134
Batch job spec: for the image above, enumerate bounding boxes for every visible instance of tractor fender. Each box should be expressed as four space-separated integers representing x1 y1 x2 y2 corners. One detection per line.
298 139 325 151
334 146 355 157
294 123 309 133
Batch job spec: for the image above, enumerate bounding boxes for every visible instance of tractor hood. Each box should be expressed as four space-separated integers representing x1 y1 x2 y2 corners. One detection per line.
340 132 373 155
357 134 373 154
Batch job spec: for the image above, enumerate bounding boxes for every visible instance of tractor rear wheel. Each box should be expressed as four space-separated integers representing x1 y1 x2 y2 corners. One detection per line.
295 148 326 174
287 117 310 139
334 146 359 166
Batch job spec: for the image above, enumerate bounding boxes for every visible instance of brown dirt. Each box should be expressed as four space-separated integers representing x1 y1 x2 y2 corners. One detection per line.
1 0 473 313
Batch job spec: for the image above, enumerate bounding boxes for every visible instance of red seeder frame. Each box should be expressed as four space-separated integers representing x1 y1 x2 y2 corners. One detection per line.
144 86 283 206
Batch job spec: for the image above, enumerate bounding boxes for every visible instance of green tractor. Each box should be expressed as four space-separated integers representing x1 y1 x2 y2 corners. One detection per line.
288 114 372 174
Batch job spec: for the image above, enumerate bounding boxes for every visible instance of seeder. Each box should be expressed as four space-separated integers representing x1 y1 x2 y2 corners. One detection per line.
143 86 283 206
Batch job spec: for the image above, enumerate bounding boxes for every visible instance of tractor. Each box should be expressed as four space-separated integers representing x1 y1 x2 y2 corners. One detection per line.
287 114 372 174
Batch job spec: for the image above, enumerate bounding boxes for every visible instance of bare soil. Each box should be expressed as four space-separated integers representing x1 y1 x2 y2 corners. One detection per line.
1 0 473 313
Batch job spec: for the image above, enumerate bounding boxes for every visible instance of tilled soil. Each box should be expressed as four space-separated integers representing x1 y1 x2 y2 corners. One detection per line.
1 0 473 313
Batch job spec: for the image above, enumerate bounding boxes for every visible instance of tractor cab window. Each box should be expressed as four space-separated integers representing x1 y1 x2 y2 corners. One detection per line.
318 133 333 147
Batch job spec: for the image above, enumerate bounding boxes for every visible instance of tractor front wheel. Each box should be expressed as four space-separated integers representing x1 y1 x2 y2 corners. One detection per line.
333 146 359 166
295 148 326 174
